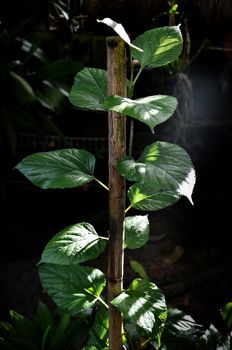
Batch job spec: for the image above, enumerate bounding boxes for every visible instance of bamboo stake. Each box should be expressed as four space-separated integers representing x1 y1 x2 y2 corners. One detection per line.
107 36 127 350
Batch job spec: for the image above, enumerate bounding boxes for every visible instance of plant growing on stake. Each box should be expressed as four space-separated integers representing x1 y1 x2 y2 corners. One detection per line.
16 19 196 349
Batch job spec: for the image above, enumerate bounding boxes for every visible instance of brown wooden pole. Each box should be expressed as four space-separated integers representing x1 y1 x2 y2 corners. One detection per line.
107 36 127 350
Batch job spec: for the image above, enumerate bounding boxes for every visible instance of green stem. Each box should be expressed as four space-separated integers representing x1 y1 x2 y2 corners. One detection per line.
125 204 132 214
84 288 109 309
132 65 143 91
94 177 109 191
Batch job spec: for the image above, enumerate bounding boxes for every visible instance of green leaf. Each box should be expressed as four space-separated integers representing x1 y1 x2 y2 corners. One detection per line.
128 182 180 211
83 305 109 349
40 222 107 265
162 308 202 349
104 95 177 133
131 26 183 68
35 301 52 334
48 314 71 350
221 302 232 329
16 148 95 189
198 324 231 350
124 215 149 249
119 142 195 204
37 59 83 81
8 71 36 105
112 279 167 336
97 18 143 52
39 264 106 316
69 68 108 111
130 260 149 280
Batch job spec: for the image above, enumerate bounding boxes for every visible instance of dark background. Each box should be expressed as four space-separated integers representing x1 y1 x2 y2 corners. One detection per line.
0 0 232 330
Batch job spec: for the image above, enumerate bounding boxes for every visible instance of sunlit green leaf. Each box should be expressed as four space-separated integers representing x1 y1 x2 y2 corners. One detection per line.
16 148 95 189
112 278 167 336
128 182 180 211
39 264 106 316
69 68 108 111
119 142 195 204
97 18 143 52
131 26 183 68
104 95 177 132
40 222 107 265
124 215 149 249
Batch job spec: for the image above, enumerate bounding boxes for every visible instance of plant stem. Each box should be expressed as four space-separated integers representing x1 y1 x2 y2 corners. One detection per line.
93 176 109 191
125 204 132 214
107 36 127 350
84 289 109 309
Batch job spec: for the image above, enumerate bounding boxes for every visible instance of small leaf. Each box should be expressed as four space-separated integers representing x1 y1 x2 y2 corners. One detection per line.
40 222 107 265
69 68 108 111
221 302 232 329
97 18 143 52
130 260 149 280
124 215 149 249
35 301 52 334
128 182 180 211
112 278 167 336
104 95 177 132
39 264 106 316
132 26 183 68
16 148 95 189
119 142 195 204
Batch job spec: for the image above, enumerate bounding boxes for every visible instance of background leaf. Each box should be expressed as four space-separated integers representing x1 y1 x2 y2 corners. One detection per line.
104 95 177 133
112 279 167 337
83 305 109 349
124 215 149 249
16 148 95 189
39 264 106 316
131 26 183 68
69 68 108 111
40 222 107 265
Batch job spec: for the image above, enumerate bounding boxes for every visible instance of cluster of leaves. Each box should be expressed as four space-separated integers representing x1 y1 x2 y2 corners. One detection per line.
0 19 83 153
13 18 231 349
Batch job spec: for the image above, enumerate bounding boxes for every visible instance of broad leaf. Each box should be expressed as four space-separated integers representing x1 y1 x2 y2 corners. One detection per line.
40 222 107 265
37 59 83 80
83 305 109 349
119 142 195 204
124 215 149 249
112 278 167 337
198 324 231 350
16 148 95 189
39 264 106 316
128 182 180 211
162 308 202 349
69 68 108 111
97 18 143 52
131 26 183 68
104 95 177 132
